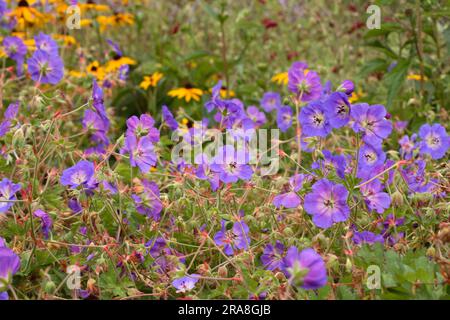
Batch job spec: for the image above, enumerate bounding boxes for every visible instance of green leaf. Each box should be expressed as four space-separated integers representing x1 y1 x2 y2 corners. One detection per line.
360 58 388 77
363 23 403 39
384 59 410 109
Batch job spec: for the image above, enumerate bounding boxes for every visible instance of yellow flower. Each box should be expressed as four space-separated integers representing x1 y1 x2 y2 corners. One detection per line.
97 13 134 32
80 19 94 27
348 89 365 104
407 74 428 81
209 85 235 98
271 72 288 85
52 34 77 46
23 38 36 51
105 56 136 73
8 1 47 29
86 61 106 81
69 70 86 78
79 3 110 12
219 88 235 98
168 86 203 103
140 72 163 90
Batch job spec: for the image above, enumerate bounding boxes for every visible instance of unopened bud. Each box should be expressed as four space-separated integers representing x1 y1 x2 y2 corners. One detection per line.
218 266 228 278
391 191 404 207
345 258 353 273
44 281 56 294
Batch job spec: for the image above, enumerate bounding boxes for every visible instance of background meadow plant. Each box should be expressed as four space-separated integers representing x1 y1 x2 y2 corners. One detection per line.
0 0 449 300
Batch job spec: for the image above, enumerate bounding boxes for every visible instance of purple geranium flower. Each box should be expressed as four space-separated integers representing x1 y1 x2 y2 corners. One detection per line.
4 101 19 120
162 105 178 130
351 103 392 146
261 241 286 271
0 247 20 291
3 36 26 75
324 92 351 128
124 134 157 173
0 178 21 214
210 145 253 184
272 174 307 209
393 120 408 133
288 64 322 102
311 150 346 179
399 134 418 160
282 247 327 290
299 101 332 137
34 32 59 56
172 274 200 293
304 179 350 229
68 198 82 215
126 114 160 142
119 64 129 81
27 49 64 85
246 106 266 126
144 236 186 273
82 109 108 133
418 123 449 160
360 179 391 214
60 160 96 189
357 143 386 177
400 160 432 193
205 81 225 113
132 180 163 220
195 154 220 192
337 80 354 96
352 230 384 246
0 101 19 138
276 105 293 133
33 210 53 239
260 92 281 112
0 120 11 137
214 220 250 256
3 36 26 61
380 214 405 246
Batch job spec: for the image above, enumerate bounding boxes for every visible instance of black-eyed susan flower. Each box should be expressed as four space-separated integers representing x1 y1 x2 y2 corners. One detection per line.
105 55 136 73
52 34 77 46
168 84 203 103
348 89 365 104
104 39 136 72
271 71 288 85
97 12 134 32
219 86 235 98
79 2 110 13
8 0 47 29
86 61 106 81
140 72 163 90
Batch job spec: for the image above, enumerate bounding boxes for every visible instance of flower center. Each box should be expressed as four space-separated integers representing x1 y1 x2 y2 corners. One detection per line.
324 199 334 208
312 113 324 127
364 152 376 164
71 172 87 185
426 134 440 149
39 61 52 77
297 80 310 93
337 104 347 115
